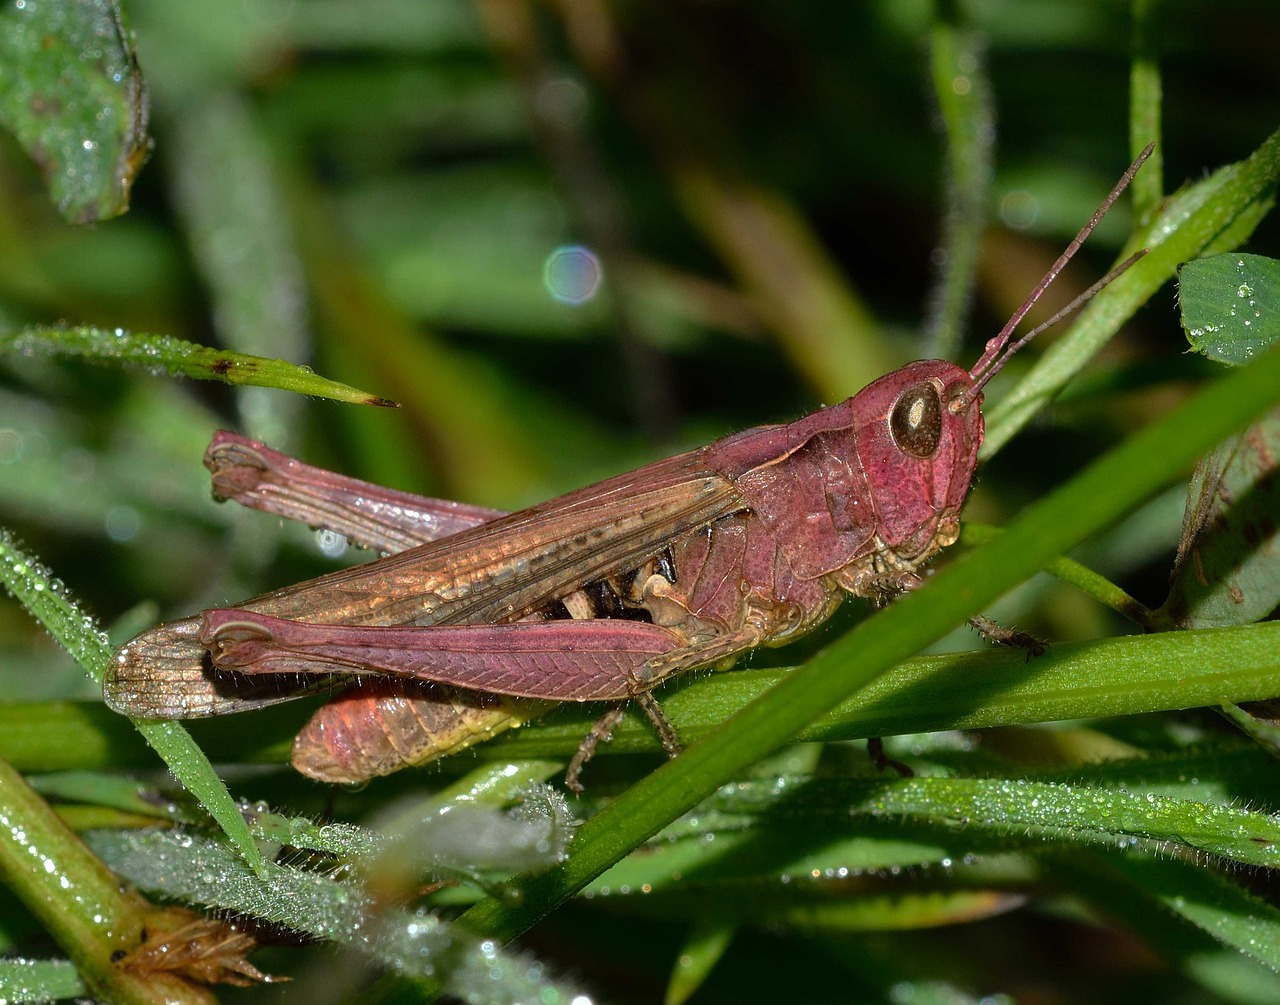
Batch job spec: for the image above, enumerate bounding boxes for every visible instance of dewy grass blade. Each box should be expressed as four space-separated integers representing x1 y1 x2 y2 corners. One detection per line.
0 754 212 1004
0 530 266 877
86 828 591 1005
0 958 86 1003
0 326 396 407
840 777 1280 869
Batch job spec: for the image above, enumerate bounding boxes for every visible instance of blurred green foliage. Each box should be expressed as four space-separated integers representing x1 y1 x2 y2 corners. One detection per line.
3 1 1280 1003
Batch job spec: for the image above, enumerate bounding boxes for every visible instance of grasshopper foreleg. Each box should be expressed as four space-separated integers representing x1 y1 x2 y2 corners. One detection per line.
855 566 1047 657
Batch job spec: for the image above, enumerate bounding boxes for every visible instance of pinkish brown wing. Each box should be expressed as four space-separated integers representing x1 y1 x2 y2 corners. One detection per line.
250 448 746 631
107 449 743 718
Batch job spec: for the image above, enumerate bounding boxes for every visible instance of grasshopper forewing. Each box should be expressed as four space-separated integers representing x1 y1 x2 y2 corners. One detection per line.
106 146 1152 790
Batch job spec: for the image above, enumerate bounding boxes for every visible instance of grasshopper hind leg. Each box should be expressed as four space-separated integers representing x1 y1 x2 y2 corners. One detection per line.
565 691 683 794
566 706 626 794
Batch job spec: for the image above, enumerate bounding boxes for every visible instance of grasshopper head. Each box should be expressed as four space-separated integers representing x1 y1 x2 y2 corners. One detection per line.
853 359 982 564
864 147 1155 565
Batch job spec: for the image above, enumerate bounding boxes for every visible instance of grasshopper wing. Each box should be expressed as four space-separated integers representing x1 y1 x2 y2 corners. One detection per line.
106 449 744 719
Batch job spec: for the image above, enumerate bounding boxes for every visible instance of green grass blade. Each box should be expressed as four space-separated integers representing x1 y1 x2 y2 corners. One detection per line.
1129 0 1164 217
0 958 86 1004
0 530 265 877
847 776 1280 868
0 326 396 407
1130 859 1280 976
961 521 1152 625
924 4 993 359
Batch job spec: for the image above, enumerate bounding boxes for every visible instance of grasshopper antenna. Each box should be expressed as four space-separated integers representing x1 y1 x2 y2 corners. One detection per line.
964 143 1154 401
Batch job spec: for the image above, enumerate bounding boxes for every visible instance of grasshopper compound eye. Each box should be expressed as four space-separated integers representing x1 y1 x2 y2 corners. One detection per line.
890 382 943 458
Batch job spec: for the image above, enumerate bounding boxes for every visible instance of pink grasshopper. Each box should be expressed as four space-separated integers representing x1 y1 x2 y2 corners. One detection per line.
105 147 1150 791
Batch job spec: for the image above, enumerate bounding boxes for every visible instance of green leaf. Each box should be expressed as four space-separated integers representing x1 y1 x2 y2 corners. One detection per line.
0 0 149 222
1180 253 1280 365
0 326 396 407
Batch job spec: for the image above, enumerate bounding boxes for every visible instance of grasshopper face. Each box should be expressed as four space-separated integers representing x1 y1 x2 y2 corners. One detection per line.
858 358 982 564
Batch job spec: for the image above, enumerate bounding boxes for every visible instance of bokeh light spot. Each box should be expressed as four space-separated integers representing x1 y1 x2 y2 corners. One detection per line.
999 190 1040 230
543 245 602 306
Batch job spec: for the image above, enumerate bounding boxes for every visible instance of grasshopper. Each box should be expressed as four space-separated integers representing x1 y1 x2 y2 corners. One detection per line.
105 147 1150 791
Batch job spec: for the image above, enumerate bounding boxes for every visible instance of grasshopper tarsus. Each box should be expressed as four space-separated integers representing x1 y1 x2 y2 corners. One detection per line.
867 736 914 778
634 689 682 756
968 615 1047 660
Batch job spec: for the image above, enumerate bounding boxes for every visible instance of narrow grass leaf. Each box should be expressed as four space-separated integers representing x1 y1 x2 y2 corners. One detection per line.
1109 851 1280 974
0 958 85 1004
0 327 396 407
665 921 735 1005
87 828 589 1005
0 530 265 877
